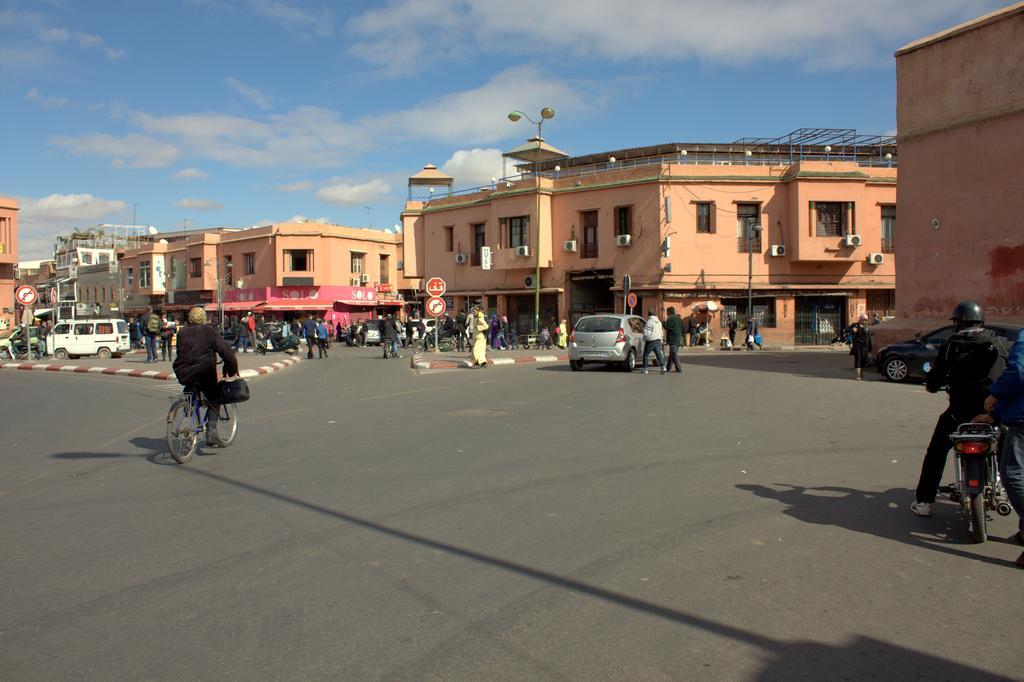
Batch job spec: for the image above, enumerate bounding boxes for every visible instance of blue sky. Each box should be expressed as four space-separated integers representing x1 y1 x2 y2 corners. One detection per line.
0 0 1003 258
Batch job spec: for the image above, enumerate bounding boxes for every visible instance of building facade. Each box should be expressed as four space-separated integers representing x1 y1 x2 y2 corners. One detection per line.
0 197 19 330
402 131 897 346
119 222 419 325
889 2 1024 342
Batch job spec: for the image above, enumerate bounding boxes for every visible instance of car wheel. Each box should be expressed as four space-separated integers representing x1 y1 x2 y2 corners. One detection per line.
54 348 69 360
622 348 636 372
570 359 584 371
96 347 112 360
884 357 909 382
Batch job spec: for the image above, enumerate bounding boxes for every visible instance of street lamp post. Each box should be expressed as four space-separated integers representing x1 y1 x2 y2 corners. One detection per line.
746 218 763 334
508 107 554 335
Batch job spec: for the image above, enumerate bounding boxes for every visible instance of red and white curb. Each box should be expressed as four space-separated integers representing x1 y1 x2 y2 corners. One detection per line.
411 353 567 370
0 356 302 382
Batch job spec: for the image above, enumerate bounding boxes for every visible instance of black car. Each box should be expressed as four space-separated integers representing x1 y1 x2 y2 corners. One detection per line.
875 323 1023 383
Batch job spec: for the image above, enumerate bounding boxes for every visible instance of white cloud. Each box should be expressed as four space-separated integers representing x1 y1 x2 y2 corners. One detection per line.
25 87 68 109
441 148 505 187
51 133 180 168
36 25 126 59
17 193 128 258
347 0 999 73
286 214 331 223
250 0 334 38
172 167 209 180
316 178 391 206
226 77 272 110
177 198 224 211
276 180 312 192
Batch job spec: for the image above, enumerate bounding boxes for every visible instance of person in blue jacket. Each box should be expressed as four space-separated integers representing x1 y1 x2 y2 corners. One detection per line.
976 328 1024 567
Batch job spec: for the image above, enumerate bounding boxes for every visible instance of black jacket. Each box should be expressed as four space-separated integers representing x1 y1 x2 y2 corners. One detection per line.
173 324 239 388
926 327 1008 418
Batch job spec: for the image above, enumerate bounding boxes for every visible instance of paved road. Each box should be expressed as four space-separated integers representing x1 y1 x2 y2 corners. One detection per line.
1 349 1019 680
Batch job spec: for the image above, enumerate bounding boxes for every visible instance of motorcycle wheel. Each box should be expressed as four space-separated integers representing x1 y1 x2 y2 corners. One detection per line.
969 492 987 543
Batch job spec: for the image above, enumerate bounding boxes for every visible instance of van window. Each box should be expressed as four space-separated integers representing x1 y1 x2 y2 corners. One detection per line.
116 321 127 334
54 323 71 334
96 323 114 334
74 324 94 335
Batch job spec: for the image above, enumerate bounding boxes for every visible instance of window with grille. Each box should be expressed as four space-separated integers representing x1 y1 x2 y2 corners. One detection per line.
615 206 632 236
142 260 153 286
815 202 849 237
719 298 776 328
379 255 389 284
245 252 255 275
188 258 202 278
881 206 895 253
501 216 529 248
736 204 761 252
696 203 713 233
286 250 311 271
444 226 454 252
472 223 486 266
350 252 364 274
582 210 599 258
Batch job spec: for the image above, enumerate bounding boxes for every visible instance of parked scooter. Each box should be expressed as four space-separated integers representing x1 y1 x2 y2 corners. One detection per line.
941 422 1013 542
254 330 299 355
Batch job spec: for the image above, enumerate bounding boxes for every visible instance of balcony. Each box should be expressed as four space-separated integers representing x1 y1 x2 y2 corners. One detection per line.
581 242 599 259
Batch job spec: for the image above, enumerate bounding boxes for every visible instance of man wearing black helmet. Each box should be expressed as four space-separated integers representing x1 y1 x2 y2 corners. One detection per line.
910 301 1009 516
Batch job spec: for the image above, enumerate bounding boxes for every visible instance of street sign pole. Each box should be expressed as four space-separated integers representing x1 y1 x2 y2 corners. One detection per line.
623 274 631 315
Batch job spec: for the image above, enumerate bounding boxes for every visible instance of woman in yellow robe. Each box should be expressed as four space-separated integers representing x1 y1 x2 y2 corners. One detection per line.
471 308 489 367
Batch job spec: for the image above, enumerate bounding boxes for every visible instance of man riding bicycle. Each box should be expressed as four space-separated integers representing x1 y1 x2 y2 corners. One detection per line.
172 307 239 434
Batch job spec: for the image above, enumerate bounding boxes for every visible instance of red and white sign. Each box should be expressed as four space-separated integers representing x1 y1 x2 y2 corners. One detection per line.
15 285 37 306
425 277 447 297
426 296 446 317
376 283 393 293
626 292 638 309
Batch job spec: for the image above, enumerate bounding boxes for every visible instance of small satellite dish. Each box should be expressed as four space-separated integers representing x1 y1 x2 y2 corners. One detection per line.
148 226 159 235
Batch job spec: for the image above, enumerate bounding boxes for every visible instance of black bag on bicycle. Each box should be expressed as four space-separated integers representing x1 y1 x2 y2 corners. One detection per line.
218 378 250 404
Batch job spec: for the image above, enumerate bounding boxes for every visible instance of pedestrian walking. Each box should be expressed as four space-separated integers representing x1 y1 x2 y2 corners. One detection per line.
129 317 141 349
557 319 569 349
641 309 666 374
745 317 762 351
849 314 872 380
471 307 489 367
143 306 160 363
664 306 684 373
301 315 317 359
454 309 467 352
539 326 552 350
160 313 177 361
316 318 329 358
975 327 1024 567
727 315 738 349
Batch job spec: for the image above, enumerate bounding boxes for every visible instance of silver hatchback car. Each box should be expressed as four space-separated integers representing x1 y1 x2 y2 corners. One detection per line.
568 314 647 371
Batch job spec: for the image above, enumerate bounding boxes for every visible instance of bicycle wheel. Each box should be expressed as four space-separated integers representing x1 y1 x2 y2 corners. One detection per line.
208 403 238 447
166 398 199 464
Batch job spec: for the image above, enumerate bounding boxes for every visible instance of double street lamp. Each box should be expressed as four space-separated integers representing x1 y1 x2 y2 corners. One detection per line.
507 107 555 334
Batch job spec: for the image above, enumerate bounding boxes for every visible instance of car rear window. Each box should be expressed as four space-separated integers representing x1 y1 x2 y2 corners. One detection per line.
117 321 127 334
575 317 621 333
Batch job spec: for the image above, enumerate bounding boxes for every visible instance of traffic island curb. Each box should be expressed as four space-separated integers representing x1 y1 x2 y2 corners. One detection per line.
0 355 303 382
411 353 567 370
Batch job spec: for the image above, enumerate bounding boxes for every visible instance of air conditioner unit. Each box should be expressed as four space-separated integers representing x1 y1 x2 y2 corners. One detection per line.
516 245 530 257
350 277 361 286
360 273 371 283
844 234 862 247
564 240 578 253
615 234 632 247
769 245 786 257
867 252 885 265
454 253 468 264
524 275 536 288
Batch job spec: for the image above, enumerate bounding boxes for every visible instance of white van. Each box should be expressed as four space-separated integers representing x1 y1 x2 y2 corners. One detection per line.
50 319 130 360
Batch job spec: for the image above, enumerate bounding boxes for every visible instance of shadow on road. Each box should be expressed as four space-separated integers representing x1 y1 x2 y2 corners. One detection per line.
50 435 214 466
736 483 1018 569
142 465 1013 679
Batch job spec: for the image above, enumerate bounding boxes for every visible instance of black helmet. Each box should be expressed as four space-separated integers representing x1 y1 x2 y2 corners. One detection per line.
949 300 984 325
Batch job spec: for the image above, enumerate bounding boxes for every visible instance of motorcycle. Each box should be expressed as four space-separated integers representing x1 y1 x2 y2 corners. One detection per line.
942 422 1014 542
254 330 299 355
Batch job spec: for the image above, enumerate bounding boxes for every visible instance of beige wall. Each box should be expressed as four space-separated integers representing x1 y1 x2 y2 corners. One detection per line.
893 3 1024 328
0 197 19 329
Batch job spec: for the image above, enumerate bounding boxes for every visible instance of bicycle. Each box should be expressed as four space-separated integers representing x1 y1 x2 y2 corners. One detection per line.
165 389 239 464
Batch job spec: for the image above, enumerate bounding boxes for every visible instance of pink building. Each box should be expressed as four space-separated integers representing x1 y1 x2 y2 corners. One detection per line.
0 197 18 330
119 222 419 325
887 2 1024 342
402 131 897 346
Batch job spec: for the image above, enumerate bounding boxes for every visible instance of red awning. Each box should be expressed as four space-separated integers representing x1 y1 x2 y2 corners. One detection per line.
376 300 405 307
336 299 377 306
205 301 265 312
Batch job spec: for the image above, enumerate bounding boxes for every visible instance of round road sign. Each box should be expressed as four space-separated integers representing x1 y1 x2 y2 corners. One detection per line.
15 285 38 306
426 296 446 317
626 292 638 309
425 277 447 297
